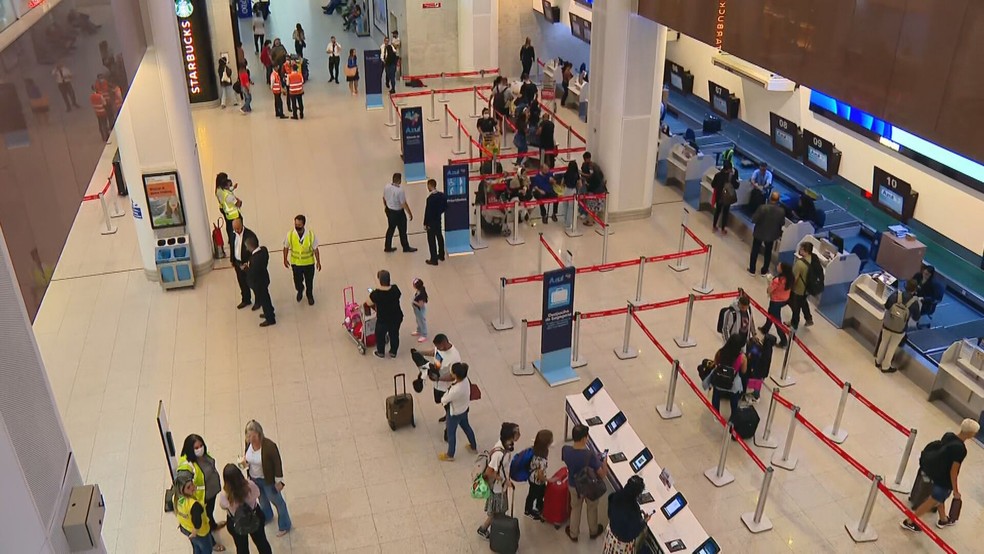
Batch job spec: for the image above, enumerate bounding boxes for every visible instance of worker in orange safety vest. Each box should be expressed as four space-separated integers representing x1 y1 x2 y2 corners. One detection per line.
270 70 286 119
89 85 110 141
287 63 304 119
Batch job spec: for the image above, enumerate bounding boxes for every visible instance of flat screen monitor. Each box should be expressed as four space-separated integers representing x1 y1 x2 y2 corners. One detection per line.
712 95 728 115
605 411 627 435
774 127 795 152
670 73 683 91
828 232 844 253
582 378 603 401
807 145 828 173
878 186 905 215
660 492 687 520
693 537 721 554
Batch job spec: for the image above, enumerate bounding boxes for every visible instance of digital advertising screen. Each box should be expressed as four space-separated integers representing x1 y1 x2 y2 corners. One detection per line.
769 112 799 157
807 146 828 173
713 95 728 115
670 73 683 91
878 186 905 215
774 128 794 152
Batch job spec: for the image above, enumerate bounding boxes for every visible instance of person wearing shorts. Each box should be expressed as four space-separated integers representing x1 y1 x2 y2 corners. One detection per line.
901 418 979 531
477 423 521 540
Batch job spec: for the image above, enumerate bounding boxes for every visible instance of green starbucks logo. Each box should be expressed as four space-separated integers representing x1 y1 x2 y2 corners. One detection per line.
175 0 194 18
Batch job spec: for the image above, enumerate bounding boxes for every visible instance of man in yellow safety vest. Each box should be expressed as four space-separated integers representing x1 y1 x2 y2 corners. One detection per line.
283 214 321 305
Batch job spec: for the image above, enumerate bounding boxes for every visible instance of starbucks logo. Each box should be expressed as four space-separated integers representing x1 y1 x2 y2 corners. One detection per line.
175 0 194 18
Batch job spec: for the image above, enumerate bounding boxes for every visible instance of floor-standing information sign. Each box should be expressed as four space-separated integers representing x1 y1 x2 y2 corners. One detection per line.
401 106 426 183
236 0 251 17
535 266 580 386
443 164 472 256
364 49 383 109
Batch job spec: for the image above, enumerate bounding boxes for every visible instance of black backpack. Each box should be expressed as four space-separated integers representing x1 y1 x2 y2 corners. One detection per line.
230 502 263 535
716 307 734 333
805 256 825 296
711 362 737 390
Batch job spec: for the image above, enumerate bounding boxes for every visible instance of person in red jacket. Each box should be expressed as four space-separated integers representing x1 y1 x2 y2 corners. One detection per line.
260 40 273 85
239 63 252 114
286 63 304 119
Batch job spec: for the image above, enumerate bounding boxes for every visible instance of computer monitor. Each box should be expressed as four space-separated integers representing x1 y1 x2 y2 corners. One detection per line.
828 232 844 253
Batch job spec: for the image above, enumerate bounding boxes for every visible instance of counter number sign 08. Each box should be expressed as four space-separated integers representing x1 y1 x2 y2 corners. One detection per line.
777 118 788 130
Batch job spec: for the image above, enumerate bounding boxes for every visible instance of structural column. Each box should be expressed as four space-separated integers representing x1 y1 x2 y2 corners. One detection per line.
458 0 498 72
587 2 667 218
114 0 214 278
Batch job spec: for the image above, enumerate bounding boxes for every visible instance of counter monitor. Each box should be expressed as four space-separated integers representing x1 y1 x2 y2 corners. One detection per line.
582 377 603 401
605 411 627 435
693 537 721 554
630 447 652 473
660 492 687 520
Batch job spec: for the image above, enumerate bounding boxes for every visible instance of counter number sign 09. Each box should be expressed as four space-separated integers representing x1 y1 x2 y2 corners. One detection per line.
812 136 823 149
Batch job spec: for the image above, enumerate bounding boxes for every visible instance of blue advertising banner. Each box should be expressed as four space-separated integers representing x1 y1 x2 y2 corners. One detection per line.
401 106 426 184
235 0 251 17
363 49 383 109
534 266 579 386
443 164 472 256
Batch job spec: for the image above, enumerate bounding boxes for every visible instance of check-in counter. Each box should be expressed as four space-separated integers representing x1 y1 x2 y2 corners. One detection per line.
931 339 984 418
666 144 716 210
797 235 862 325
656 131 685 184
775 220 815 268
843 272 896 338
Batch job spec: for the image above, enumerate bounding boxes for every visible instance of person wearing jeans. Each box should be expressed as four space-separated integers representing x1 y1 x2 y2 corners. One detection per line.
789 243 815 328
562 425 607 542
702 335 747 419
439 363 478 461
524 430 552 520
761 262 793 347
242 421 292 536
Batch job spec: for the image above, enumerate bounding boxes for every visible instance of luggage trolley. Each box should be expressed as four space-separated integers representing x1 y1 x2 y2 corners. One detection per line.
342 286 376 354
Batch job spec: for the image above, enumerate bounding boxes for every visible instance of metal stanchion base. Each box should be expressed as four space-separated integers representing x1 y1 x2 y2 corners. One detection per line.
384 122 397 128
441 131 453 139
491 318 514 331
887 482 911 495
673 336 697 349
390 133 400 142
470 236 488 250
845 524 877 543
771 453 798 471
506 235 525 246
823 426 849 444
565 227 583 238
693 284 714 294
754 434 779 449
704 468 735 487
452 145 466 155
613 348 638 360
656 404 682 420
101 226 118 236
669 262 689 273
771 375 797 388
512 363 535 376
427 115 440 123
741 513 774 534
595 227 613 237
571 356 588 369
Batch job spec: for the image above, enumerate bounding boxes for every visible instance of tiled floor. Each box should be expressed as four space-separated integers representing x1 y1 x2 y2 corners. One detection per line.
30 5 983 554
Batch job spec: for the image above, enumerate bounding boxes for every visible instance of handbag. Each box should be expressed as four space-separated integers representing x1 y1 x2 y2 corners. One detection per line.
471 474 491 499
344 65 357 77
469 383 481 401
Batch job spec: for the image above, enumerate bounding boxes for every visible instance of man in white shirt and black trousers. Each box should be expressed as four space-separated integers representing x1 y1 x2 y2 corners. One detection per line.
382 173 417 253
326 36 341 84
412 334 461 438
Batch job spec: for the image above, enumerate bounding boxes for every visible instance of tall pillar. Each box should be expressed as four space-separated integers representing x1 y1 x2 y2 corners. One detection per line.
458 0 498 72
207 0 237 69
587 3 667 218
114 0 214 278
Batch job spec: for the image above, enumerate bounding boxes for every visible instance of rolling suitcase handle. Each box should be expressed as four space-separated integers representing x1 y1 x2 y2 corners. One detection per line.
393 373 407 396
343 286 354 306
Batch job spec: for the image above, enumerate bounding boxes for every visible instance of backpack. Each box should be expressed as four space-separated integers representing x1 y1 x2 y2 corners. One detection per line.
883 291 916 333
720 181 737 205
471 447 504 499
233 81 242 94
509 447 535 482
697 358 716 381
230 503 263 535
573 466 606 501
918 437 955 481
716 306 735 333
804 256 825 296
711 361 738 390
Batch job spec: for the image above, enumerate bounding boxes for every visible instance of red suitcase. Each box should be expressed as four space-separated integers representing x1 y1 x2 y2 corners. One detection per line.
541 467 570 529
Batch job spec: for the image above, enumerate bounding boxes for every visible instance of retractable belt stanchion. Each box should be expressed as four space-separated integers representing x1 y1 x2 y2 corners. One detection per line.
565 195 582 238
594 195 613 236
512 319 535 376
741 467 775 533
501 121 512 151
441 104 452 138
673 293 697 348
705 422 736 487
845 475 882 543
888 429 917 494
561 127 573 163
470 85 480 118
452 123 466 155
536 232 544 274
656 359 682 420
754 388 780 449
614 302 638 360
599 224 611 271
571 312 587 368
426 90 439 122
468 140 475 172
98 192 118 235
390 106 400 141
438 73 448 103
823 381 852 444
670 209 690 272
506 200 525 246
470 202 488 250
385 99 397 128
771 328 797 387
771 405 800 471
109 190 125 218
692 244 714 294
491 277 513 330
634 256 646 304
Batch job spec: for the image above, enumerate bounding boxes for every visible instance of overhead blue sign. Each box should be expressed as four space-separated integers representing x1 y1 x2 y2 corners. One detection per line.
535 266 579 386
236 0 251 17
401 106 426 183
443 164 471 256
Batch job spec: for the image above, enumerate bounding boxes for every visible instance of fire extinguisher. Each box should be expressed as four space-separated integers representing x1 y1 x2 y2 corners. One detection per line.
212 218 226 259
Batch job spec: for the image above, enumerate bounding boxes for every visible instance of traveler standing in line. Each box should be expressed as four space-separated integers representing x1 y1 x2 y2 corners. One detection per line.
90 85 110 141
789 242 815 329
215 173 243 246
382 37 398 94
244 236 275 327
603 475 651 552
423 178 447 265
560 62 574 106
520 38 535 79
251 12 266 53
269 67 286 119
367 269 403 358
749 191 785 275
173 473 215 554
512 106 529 167
382 173 417 253
238 62 252 114
438 363 478 461
875 279 921 373
218 464 272 554
52 61 80 111
413 333 461 428
760 262 793 348
292 23 306 57
580 152 606 225
711 163 735 234
345 49 359 95
477 423 521 539
326 36 341 83
524 429 552 521
177 434 226 552
286 62 304 119
702 334 747 417
410 278 428 343
260 40 273 85
530 163 559 224
241 421 292 536
282 215 320 305
230 218 258 310
562 425 607 542
720 294 755 345
901 418 980 532
537 113 557 168
218 57 235 108
270 38 288 81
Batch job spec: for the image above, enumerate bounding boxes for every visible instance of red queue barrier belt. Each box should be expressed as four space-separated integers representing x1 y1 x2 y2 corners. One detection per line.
401 68 499 81
576 198 606 228
449 145 586 165
683 226 707 250
539 234 566 270
475 89 519 132
82 168 115 201
537 100 587 143
468 165 568 182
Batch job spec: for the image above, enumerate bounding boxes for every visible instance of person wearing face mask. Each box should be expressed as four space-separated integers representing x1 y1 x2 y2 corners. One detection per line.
477 107 498 153
177 434 226 551
282 214 321 305
477 422 521 539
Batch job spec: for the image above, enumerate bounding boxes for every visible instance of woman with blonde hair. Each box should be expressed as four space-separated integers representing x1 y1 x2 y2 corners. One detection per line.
240 420 292 536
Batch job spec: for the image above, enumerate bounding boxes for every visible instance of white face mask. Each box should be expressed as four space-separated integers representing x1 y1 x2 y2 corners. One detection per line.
194 447 205 458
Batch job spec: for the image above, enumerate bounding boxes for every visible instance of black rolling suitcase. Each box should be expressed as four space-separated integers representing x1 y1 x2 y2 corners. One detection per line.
730 405 760 439
385 374 415 431
489 503 520 553
908 469 933 509
480 160 504 176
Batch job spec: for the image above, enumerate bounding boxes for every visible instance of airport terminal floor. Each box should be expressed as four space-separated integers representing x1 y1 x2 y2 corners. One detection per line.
29 4 983 554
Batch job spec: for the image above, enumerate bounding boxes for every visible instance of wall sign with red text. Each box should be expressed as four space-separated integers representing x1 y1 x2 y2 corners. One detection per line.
422 2 441 8
175 0 218 103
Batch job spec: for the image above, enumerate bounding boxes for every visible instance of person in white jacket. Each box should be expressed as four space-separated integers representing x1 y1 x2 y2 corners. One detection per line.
721 294 755 345
438 363 478 461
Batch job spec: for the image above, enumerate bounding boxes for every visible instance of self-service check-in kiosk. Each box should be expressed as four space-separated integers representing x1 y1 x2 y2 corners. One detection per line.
797 235 861 325
657 130 685 184
667 143 716 209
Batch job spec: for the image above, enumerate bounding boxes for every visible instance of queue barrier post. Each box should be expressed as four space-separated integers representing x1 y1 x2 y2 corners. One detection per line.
564 195 583 238
670 215 689 272
594 194 613 237
599 224 611 271
491 277 513 331
754 388 780 449
845 475 882 543
561 127 573 163
385 99 397 127
571 312 588 368
673 293 697 348
98 192 118 235
656 359 683 420
634 256 646 304
470 85 480 118
823 381 852 444
771 405 800 471
741 467 775 533
501 119 513 151
470 203 488 250
109 190 125 218
512 319 535 376
506 200 525 246
426 90 439 122
441 104 452 138
452 124 466 155
438 73 449 103
888 429 917 494
537 232 544 275
538 146 545 167
692 244 714 294
771 328 797 388
705 422 736 487
468 140 475 172
390 110 400 141
614 302 638 360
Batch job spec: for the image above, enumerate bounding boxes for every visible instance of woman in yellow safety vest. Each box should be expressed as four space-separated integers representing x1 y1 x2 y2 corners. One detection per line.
173 473 214 554
176 434 226 551
214 172 242 245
